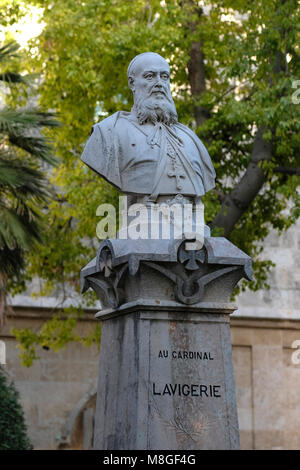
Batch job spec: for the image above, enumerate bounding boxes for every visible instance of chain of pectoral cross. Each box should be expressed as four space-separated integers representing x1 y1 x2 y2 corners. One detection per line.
166 141 185 190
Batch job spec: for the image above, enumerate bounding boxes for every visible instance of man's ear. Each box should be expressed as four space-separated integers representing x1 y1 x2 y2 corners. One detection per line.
128 76 135 92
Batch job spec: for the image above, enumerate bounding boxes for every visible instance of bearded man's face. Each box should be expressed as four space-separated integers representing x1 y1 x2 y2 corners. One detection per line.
130 54 178 125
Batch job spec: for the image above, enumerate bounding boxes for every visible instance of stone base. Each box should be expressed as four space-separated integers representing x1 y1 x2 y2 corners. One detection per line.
93 301 240 450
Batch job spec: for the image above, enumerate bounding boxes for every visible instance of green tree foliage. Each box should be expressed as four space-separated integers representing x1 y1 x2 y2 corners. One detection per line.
0 39 59 327
0 369 32 449
5 0 300 363
0 0 27 28
0 39 58 313
12 306 101 367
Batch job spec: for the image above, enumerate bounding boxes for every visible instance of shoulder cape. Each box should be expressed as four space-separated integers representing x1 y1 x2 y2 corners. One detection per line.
81 112 130 190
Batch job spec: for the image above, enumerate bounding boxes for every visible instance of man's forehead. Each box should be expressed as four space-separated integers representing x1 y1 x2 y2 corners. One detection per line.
133 54 169 75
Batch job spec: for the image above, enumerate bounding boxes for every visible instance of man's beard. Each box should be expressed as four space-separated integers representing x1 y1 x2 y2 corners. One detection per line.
132 90 178 126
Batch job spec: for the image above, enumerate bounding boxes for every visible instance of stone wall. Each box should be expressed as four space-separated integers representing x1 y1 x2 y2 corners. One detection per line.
0 308 99 450
232 317 300 450
236 218 300 320
233 218 300 449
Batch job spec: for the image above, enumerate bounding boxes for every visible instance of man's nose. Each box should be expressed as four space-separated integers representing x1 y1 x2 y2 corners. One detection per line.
154 76 163 87
153 82 164 93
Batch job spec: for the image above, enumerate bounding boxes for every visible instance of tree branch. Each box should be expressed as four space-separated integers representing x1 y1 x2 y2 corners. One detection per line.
210 127 272 236
184 1 292 237
211 41 287 237
211 188 225 203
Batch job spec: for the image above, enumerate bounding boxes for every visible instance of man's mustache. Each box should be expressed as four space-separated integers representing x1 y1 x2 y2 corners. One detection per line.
133 91 178 126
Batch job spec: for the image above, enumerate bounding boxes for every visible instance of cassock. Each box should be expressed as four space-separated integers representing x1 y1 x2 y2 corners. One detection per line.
81 111 215 200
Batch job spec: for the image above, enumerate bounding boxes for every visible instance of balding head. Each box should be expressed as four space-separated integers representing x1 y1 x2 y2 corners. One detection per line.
127 52 169 81
127 52 177 125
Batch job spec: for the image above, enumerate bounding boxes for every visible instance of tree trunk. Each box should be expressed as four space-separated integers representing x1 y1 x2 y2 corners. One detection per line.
210 47 285 236
185 1 210 127
185 0 286 237
211 128 272 237
187 40 210 127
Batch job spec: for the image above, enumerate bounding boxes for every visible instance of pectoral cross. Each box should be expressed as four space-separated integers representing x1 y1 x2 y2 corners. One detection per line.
166 140 186 190
168 163 185 190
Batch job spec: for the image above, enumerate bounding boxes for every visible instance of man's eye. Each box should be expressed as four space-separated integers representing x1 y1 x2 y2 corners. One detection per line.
145 74 153 79
161 74 169 80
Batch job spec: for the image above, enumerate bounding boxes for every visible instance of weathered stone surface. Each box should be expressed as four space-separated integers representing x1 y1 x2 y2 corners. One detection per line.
81 236 252 311
93 304 239 450
83 235 251 449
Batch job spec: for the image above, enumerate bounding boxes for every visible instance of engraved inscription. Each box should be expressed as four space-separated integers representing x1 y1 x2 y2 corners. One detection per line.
158 349 214 360
153 383 221 397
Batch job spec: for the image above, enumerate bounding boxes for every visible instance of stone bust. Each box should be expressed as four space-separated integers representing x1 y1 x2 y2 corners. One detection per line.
81 52 215 203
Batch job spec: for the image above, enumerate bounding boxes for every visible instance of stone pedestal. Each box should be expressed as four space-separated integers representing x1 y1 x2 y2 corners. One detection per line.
81 237 252 450
94 302 239 450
